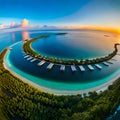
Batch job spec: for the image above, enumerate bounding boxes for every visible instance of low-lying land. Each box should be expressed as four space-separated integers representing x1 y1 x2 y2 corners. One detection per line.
0 48 120 120
23 33 120 65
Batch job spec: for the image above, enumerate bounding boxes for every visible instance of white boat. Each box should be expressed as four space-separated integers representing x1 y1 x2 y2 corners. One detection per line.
95 64 102 69
87 65 94 71
30 58 37 62
103 62 109 66
47 63 54 70
27 57 33 61
71 65 77 72
38 60 46 66
79 65 85 72
60 65 65 72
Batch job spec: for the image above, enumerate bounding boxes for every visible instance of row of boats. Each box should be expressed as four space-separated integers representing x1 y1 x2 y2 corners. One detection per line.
23 53 117 72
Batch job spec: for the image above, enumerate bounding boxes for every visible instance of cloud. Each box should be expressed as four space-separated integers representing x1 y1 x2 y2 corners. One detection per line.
8 19 29 28
10 22 15 27
21 19 29 27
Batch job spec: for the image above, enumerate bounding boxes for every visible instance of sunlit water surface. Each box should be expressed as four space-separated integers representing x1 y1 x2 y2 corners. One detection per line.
1 30 120 90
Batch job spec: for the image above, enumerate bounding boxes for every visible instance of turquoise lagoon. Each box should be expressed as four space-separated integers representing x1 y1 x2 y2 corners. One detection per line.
2 30 120 93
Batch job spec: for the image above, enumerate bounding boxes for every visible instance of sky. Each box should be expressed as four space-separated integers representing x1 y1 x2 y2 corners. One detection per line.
0 0 120 30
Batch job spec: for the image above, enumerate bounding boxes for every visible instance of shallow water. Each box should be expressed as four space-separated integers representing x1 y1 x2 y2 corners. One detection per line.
6 42 120 88
3 30 120 91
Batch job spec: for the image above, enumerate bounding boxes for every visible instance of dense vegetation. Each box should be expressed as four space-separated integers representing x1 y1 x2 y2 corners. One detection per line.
23 34 120 65
0 49 120 120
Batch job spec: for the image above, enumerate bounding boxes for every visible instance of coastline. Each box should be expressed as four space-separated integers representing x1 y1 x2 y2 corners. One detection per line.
3 50 120 95
23 34 120 65
2 41 120 95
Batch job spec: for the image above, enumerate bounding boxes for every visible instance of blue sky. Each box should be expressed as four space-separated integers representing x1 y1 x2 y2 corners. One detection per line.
0 0 120 28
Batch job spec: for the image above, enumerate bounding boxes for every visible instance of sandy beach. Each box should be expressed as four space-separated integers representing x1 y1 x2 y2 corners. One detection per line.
3 42 120 96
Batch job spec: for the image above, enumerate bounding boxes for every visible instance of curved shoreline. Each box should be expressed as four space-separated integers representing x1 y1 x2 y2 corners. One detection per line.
3 41 120 95
23 34 120 65
3 55 120 95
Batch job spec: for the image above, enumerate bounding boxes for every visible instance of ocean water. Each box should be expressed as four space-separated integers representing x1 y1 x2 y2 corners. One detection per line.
2 30 120 92
32 30 119 60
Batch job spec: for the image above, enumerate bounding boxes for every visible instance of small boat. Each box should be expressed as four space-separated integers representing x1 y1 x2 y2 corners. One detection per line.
60 65 65 72
79 65 85 72
95 64 102 70
87 65 94 71
103 62 109 66
71 65 77 72
47 63 54 70
38 60 46 66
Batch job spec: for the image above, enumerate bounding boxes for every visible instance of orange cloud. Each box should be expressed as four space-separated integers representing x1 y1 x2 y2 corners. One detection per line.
21 19 29 27
11 22 15 27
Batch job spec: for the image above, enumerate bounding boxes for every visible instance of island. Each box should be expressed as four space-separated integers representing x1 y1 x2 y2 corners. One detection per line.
23 33 120 66
0 48 120 120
